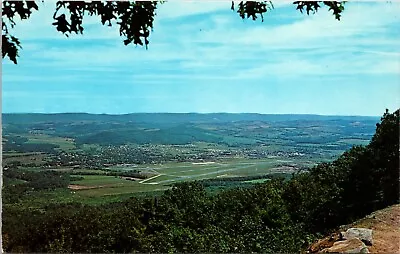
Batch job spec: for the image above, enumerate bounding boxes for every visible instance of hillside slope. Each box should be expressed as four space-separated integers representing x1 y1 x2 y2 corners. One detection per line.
309 204 400 253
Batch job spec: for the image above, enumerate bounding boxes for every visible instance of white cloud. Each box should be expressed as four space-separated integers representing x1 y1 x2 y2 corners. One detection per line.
3 1 400 88
190 2 400 47
234 49 400 80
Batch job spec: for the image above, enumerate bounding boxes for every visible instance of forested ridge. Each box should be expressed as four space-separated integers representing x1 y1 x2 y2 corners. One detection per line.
2 109 399 253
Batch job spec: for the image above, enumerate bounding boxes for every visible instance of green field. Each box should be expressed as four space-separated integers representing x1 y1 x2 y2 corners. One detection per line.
71 175 129 186
69 158 301 198
69 175 169 197
25 134 77 151
3 152 47 166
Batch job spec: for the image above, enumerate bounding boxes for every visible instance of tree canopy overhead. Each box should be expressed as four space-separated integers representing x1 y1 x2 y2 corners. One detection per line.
2 1 346 64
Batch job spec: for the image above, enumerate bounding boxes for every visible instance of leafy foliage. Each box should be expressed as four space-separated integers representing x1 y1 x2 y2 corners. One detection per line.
232 1 275 22
2 1 39 63
3 169 71 203
293 1 346 20
51 1 158 47
2 1 345 64
2 135 60 153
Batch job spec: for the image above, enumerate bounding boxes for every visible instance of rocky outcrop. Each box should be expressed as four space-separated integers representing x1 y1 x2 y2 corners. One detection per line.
320 238 369 253
307 204 400 254
308 228 372 253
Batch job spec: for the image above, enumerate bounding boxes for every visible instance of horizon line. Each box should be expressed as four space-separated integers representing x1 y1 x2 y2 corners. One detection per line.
1 112 382 118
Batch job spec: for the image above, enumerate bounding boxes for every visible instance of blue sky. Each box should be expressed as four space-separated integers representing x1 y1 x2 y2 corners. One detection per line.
2 1 400 116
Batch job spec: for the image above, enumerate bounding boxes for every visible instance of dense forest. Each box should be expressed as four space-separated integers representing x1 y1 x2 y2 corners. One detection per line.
2 109 399 253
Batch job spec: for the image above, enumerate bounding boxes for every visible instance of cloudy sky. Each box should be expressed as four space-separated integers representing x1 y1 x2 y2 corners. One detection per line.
2 1 400 115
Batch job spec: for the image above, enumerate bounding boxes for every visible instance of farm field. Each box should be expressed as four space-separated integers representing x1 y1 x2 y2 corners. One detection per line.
24 134 77 151
68 158 301 198
142 159 292 183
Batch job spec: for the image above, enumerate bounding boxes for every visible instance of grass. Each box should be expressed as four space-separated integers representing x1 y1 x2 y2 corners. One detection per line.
4 188 143 207
66 158 299 198
2 157 331 208
5 154 330 206
6 157 310 204
70 175 170 197
106 165 140 171
141 158 294 185
3 152 44 157
80 143 102 151
3 153 47 166
71 175 127 186
25 134 76 151
72 169 109 174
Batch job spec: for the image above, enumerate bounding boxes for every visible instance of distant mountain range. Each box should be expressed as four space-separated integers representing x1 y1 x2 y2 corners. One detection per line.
2 113 380 124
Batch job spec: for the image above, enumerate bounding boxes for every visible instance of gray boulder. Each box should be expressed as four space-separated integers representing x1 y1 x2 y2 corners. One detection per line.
341 227 373 246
